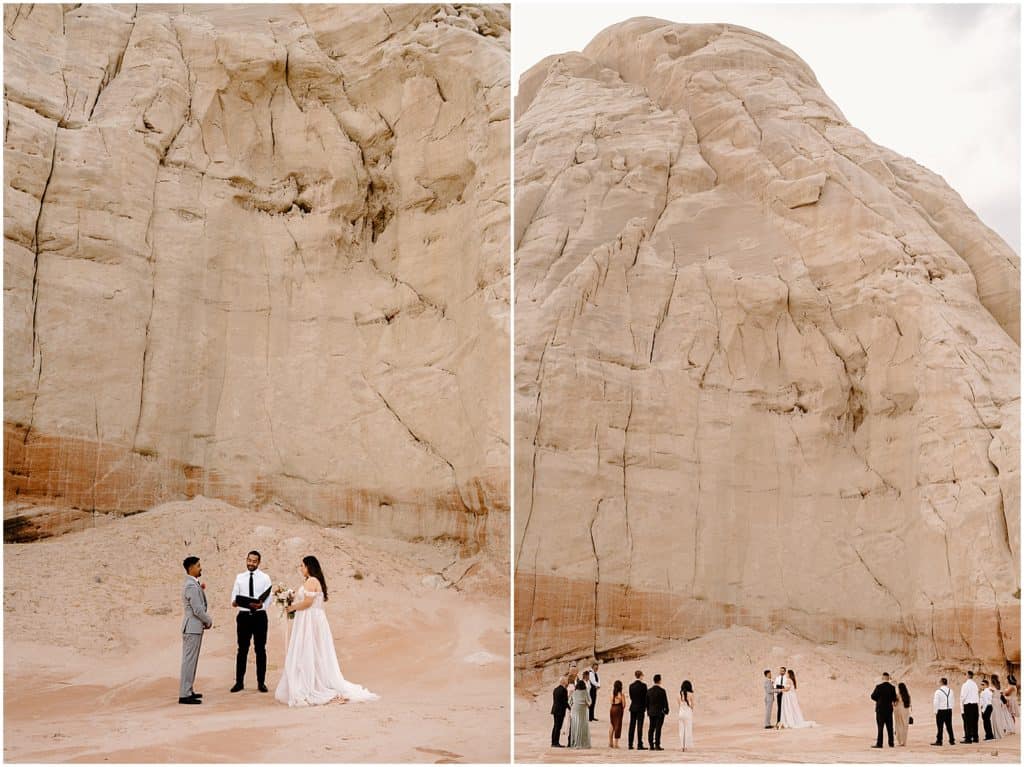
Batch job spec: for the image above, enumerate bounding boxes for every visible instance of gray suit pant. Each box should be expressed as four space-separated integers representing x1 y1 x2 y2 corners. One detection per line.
764 695 774 727
180 632 203 698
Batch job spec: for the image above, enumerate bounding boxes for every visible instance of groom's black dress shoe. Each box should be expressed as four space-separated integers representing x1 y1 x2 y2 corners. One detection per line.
178 697 202 704
258 683 269 693
230 683 244 693
190 693 203 699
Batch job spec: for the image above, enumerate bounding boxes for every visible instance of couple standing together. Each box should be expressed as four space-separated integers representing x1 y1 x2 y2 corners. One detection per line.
763 667 815 729
179 551 378 707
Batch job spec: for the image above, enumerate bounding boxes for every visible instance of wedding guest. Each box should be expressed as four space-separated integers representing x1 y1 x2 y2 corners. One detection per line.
569 680 591 748
1005 674 1020 724
931 677 956 746
646 674 669 751
871 672 898 747
981 679 996 740
589 661 601 721
960 670 980 743
763 670 774 729
608 680 624 748
991 674 1015 736
894 682 913 746
628 670 648 750
774 666 787 725
551 676 569 748
678 680 695 751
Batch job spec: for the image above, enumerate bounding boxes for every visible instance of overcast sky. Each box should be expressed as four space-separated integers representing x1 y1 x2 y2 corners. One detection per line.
513 3 1021 254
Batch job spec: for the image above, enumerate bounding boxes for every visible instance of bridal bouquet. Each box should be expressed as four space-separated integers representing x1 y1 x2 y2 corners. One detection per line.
273 584 296 620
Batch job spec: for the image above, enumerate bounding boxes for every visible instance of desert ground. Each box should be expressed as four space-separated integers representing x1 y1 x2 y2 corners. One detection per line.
4 498 509 763
515 627 1019 763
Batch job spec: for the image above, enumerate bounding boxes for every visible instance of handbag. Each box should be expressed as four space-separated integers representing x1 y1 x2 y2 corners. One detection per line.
908 716 914 725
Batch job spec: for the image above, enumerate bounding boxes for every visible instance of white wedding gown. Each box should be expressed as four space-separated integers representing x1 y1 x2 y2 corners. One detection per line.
779 684 816 728
275 588 379 707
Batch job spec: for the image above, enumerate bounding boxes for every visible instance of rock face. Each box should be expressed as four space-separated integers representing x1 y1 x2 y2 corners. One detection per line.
4 4 510 555
514 19 1019 670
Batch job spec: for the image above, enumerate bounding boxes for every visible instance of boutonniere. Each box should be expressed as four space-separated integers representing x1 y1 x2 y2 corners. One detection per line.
200 582 206 590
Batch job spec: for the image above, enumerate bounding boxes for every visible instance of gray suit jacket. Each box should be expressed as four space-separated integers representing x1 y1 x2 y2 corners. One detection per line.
764 678 775 701
182 577 213 634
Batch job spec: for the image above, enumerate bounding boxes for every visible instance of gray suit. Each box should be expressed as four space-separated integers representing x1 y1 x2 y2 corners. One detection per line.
180 576 212 699
764 677 775 727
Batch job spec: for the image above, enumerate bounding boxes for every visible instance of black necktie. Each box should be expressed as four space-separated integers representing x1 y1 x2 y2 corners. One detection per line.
249 572 254 597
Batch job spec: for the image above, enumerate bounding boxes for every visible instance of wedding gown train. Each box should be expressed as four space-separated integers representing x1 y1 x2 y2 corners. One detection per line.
779 686 816 728
275 588 378 707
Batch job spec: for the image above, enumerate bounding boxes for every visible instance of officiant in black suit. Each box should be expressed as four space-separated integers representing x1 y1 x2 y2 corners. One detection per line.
551 676 570 747
870 672 898 748
231 550 272 692
628 670 648 749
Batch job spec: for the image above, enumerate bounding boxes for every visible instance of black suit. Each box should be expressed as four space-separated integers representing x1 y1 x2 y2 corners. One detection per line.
235 609 268 687
551 684 569 747
628 679 648 748
646 684 669 749
871 681 898 747
589 670 599 720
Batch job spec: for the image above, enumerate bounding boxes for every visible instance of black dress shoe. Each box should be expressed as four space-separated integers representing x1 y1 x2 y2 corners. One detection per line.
871 745 882 748
552 744 564 748
178 696 202 704
190 693 203 699
258 683 269 693
930 742 942 746
230 683 244 693
764 725 773 729
637 745 646 750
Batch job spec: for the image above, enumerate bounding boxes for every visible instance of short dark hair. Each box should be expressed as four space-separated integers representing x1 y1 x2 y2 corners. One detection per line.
582 670 590 679
653 674 661 684
635 670 643 679
940 677 948 686
967 670 974 678
575 680 586 690
247 550 261 561
982 679 989 686
764 670 771 676
183 556 199 572
882 672 890 679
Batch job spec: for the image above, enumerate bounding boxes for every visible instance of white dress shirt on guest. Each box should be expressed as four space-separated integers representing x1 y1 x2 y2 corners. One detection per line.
981 688 994 709
934 685 954 712
590 670 600 689
231 568 273 611
961 678 980 707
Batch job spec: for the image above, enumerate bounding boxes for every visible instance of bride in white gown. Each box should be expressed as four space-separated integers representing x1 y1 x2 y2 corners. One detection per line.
275 556 379 707
779 670 816 728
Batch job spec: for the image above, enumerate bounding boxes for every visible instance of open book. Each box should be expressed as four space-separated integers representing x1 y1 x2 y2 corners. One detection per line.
236 585 273 610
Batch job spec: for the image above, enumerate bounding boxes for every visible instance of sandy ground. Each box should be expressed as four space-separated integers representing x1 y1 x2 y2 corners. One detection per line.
515 627 1019 763
4 498 510 763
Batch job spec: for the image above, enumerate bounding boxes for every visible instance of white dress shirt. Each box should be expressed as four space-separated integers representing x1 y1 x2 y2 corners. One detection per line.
933 686 954 712
775 674 786 691
961 678 980 706
981 688 994 709
231 568 272 611
590 670 601 689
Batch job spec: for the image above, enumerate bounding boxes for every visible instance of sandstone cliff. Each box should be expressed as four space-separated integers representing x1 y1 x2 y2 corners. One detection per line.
515 19 1019 669
4 4 510 555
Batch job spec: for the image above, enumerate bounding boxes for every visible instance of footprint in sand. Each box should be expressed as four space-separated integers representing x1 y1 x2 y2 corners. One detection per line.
414 746 464 763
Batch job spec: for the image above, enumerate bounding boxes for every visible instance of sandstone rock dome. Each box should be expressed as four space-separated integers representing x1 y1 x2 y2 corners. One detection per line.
514 18 1019 669
4 4 510 555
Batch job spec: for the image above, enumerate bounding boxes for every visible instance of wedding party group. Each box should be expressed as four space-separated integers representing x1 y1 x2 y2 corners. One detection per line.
550 663 696 752
179 551 379 707
868 670 1020 749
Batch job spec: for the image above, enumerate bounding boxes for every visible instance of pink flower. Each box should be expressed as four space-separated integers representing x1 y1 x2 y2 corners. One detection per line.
200 582 206 590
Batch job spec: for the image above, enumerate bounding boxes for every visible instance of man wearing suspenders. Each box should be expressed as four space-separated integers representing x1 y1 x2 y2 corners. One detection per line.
931 677 956 746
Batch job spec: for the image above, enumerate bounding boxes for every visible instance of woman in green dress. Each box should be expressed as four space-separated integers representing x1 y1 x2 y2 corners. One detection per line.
569 680 592 748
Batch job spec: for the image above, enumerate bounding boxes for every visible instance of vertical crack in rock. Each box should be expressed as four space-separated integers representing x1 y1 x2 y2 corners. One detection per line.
589 497 603 657
622 389 634 584
851 544 905 630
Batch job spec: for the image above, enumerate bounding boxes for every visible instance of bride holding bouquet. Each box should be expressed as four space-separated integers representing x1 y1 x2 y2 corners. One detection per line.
274 555 378 707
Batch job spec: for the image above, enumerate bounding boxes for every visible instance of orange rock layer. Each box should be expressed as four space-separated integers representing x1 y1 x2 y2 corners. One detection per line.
4 422 508 553
516 573 1020 671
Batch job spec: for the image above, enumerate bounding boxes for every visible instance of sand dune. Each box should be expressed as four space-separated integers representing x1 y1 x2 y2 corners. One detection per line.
515 627 1019 763
4 498 509 763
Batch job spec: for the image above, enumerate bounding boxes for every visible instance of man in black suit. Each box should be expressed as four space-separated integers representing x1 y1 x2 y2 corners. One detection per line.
628 670 648 749
551 676 569 747
646 673 669 751
870 672 898 748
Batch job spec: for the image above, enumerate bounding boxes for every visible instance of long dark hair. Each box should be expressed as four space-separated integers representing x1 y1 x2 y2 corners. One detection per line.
303 555 328 601
898 682 911 707
681 679 693 705
992 674 1002 691
613 680 623 697
787 669 797 689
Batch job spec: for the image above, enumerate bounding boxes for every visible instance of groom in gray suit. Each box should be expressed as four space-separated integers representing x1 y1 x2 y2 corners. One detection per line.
180 556 213 704
763 670 775 728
